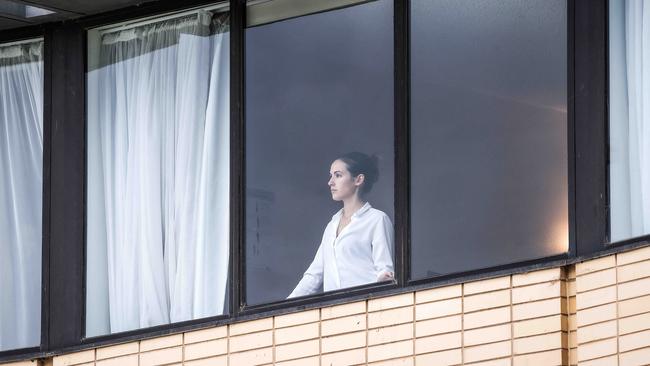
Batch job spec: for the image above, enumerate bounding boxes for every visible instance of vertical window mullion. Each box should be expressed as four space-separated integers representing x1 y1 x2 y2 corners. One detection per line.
231 0 246 314
395 0 410 287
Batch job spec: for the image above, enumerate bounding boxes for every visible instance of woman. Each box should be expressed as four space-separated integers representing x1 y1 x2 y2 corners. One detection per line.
289 152 394 298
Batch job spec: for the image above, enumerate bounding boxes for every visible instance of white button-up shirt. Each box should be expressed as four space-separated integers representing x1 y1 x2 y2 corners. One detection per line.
289 202 394 298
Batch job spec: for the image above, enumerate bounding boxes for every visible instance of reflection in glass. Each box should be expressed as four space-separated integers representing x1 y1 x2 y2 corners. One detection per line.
86 10 230 336
411 0 568 279
609 0 650 242
0 39 43 351
245 0 394 305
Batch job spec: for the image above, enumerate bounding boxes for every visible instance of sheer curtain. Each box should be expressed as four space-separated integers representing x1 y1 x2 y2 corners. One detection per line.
86 11 230 335
610 0 650 241
0 40 43 351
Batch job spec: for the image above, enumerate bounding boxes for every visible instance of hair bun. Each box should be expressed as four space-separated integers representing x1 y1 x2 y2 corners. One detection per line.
338 152 379 195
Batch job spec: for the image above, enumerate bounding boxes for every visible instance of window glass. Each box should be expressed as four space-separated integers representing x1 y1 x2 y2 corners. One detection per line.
245 0 394 305
86 7 230 336
410 0 568 279
609 0 650 242
0 38 43 351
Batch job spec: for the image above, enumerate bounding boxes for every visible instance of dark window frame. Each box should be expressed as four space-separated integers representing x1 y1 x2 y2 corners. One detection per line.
1 0 644 362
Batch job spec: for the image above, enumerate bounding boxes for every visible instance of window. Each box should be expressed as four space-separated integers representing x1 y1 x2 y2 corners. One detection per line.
85 5 230 336
609 0 650 242
244 0 395 305
410 0 569 279
0 38 43 351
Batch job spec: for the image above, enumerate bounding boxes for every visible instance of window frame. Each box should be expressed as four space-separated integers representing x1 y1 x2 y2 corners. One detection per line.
0 0 643 362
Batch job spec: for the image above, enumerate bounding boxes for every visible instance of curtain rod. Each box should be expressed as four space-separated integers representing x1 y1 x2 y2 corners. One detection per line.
0 37 43 49
96 2 229 36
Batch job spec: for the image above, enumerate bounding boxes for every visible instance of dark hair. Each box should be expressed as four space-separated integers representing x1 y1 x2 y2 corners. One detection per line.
337 152 379 195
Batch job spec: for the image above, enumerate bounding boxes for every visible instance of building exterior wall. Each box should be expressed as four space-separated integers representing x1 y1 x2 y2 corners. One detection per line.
3 246 650 366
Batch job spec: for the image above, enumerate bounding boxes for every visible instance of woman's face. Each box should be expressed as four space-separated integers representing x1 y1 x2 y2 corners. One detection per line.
328 159 363 201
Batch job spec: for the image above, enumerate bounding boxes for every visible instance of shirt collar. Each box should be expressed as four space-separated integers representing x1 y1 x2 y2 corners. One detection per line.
332 202 372 220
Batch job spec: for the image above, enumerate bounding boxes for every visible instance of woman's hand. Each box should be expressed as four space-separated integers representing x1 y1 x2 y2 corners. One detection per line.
377 271 394 282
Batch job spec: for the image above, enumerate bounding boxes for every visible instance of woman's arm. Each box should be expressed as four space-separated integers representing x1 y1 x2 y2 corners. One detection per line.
288 243 324 298
372 214 395 281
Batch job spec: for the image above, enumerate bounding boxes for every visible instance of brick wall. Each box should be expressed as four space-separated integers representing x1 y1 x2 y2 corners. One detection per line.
3 246 650 366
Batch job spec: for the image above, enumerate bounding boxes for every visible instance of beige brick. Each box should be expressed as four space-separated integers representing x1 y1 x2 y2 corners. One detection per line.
53 350 95 366
576 338 617 362
464 289 510 313
183 339 227 361
619 312 650 335
368 339 413 363
569 347 578 365
513 332 563 355
619 346 650 366
230 318 273 336
275 356 319 366
617 245 650 266
512 298 563 321
466 359 510 366
576 268 617 293
569 330 577 348
369 306 413 328
463 340 511 363
416 315 462 337
139 346 182 366
576 302 617 327
464 276 510 296
577 354 618 366
276 339 320 362
564 264 576 280
576 320 617 345
576 286 617 310
415 332 461 354
369 293 414 312
184 355 228 366
275 309 319 328
321 347 366 366
321 301 365 320
140 334 182 352
617 259 650 283
184 326 227 344
416 285 461 304
567 280 577 297
369 323 413 346
513 349 564 366
96 354 138 366
576 256 616 276
229 347 273 366
618 294 650 317
321 313 366 336
229 330 273 353
568 313 577 332
512 281 561 304
96 342 138 360
275 322 319 344
512 268 561 287
414 348 461 366
321 331 366 353
618 277 650 300
415 298 461 321
368 357 414 366
619 329 650 352
464 307 511 330
464 323 511 347
513 315 563 338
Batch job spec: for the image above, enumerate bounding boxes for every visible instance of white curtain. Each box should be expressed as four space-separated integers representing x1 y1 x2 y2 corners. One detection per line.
610 0 650 241
0 40 43 351
86 11 230 335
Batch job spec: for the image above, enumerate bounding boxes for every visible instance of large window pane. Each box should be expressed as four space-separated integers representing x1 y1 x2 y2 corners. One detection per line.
0 39 43 351
411 0 568 279
609 0 650 242
86 7 230 336
245 0 394 305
